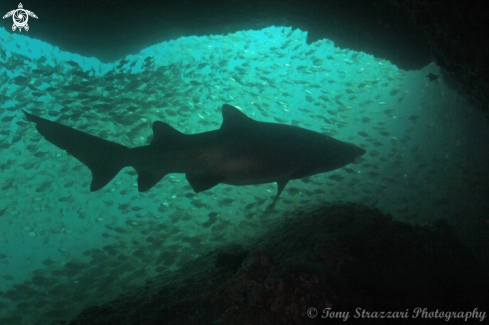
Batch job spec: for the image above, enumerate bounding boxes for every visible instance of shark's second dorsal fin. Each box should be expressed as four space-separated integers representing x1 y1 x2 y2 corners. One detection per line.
151 121 184 146
220 104 254 132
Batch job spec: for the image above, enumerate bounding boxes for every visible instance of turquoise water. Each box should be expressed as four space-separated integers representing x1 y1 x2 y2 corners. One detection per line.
0 26 488 324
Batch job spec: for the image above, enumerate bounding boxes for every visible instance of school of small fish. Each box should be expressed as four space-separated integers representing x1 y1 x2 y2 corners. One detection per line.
0 25 488 324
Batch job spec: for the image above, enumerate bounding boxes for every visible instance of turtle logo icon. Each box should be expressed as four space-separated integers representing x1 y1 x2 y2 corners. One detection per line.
3 3 38 32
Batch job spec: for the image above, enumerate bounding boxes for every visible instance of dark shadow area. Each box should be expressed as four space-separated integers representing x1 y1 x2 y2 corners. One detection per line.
65 203 489 324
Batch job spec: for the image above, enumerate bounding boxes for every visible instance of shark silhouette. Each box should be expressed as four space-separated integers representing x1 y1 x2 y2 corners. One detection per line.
22 104 366 206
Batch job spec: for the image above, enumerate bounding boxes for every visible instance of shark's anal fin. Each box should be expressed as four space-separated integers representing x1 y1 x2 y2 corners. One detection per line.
186 172 223 193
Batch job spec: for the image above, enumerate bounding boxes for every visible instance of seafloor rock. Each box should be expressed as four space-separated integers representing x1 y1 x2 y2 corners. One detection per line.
66 203 488 324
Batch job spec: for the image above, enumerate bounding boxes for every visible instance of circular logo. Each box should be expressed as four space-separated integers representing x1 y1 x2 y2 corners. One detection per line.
3 4 38 32
13 9 28 28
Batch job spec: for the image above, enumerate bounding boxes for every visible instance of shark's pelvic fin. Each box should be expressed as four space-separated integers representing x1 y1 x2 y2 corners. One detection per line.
186 171 224 193
135 167 167 192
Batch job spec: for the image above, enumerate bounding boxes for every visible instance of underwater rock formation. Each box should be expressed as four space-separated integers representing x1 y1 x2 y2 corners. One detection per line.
66 203 488 325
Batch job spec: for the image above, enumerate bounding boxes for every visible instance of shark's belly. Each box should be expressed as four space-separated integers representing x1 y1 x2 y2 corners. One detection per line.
213 155 296 185
195 139 302 185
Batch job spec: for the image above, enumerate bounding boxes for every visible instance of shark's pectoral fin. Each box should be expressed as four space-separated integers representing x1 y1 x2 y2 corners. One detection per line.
274 179 289 203
186 172 223 193
266 179 289 210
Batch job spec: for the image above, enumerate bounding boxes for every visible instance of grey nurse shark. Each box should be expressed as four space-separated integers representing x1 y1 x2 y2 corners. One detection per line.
22 104 366 207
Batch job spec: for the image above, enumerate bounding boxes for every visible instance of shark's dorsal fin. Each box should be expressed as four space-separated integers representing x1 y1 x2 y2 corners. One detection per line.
151 121 184 146
134 121 186 191
221 104 254 131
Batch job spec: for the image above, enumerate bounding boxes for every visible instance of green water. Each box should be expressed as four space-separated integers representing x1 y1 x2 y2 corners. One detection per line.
0 26 487 324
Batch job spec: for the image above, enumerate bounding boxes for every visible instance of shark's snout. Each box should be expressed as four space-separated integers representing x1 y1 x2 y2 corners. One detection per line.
356 146 367 158
343 142 366 160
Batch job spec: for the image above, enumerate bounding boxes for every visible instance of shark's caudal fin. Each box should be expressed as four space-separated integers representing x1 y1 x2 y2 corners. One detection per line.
22 110 130 191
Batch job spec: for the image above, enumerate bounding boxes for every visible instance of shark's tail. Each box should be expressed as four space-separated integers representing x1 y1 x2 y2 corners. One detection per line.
23 110 131 191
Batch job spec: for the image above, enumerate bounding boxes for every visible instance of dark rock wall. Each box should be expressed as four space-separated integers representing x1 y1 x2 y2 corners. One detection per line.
4 0 488 113
66 203 489 324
